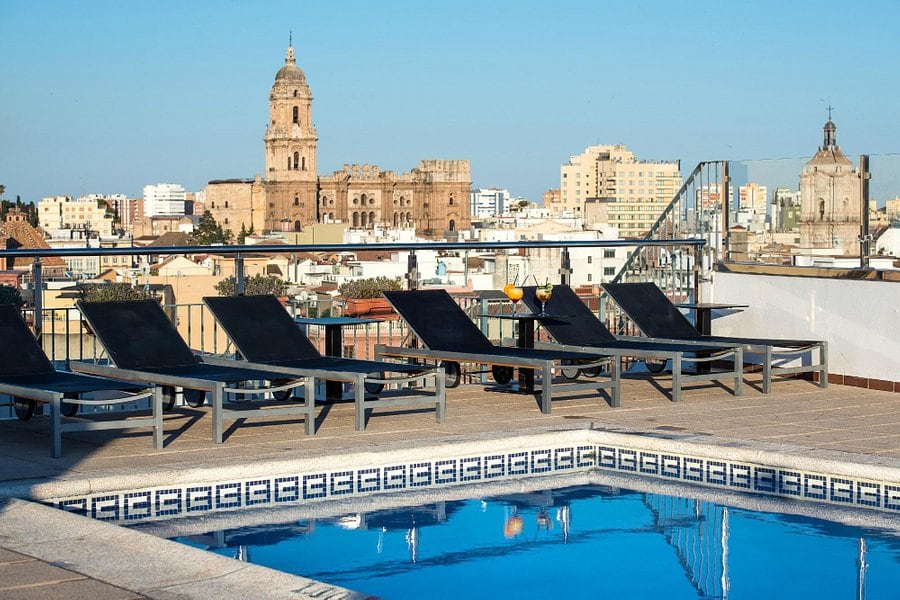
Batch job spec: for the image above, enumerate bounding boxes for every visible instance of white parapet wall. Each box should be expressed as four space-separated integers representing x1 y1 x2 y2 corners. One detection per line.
709 271 900 382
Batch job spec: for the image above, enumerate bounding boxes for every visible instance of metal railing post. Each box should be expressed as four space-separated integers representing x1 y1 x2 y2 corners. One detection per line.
235 253 245 296
559 247 571 286
31 257 43 342
859 155 871 268
407 251 418 290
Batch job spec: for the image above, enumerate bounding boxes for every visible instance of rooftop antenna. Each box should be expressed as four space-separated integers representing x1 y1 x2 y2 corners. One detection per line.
289 29 292 47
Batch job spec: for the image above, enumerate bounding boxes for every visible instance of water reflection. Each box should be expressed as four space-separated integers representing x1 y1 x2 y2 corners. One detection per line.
167 485 896 600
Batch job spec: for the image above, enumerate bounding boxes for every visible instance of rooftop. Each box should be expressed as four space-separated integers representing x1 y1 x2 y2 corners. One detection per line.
1 374 898 598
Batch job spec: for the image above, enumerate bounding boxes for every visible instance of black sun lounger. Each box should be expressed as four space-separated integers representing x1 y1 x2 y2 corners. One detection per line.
202 295 445 431
519 285 744 402
602 282 828 394
376 289 619 412
70 300 314 442
0 304 162 457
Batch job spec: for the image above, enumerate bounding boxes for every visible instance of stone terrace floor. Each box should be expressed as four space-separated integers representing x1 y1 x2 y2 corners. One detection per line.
1 373 898 598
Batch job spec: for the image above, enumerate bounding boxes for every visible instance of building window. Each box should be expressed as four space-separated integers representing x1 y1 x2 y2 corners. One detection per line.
603 249 615 258
293 152 299 170
301 156 306 170
604 267 615 276
587 274 592 282
587 256 592 264
448 219 456 231
292 106 299 124
224 201 229 208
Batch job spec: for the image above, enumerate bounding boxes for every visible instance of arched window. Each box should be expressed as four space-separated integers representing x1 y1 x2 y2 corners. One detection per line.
369 211 375 226
293 196 299 207
818 199 826 220
292 106 299 124
449 219 456 231
294 220 302 232
352 212 360 227
293 152 299 170
449 195 454 206
406 211 412 222
360 212 367 227
328 212 334 220
293 90 298 98
393 213 399 226
224 201 229 208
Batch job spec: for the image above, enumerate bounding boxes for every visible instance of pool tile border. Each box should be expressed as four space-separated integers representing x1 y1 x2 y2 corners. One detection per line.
46 431 899 524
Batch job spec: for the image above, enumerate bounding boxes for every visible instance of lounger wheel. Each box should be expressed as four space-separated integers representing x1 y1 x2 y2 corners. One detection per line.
579 366 601 378
12 397 35 421
60 392 79 417
645 359 667 373
364 373 386 395
271 379 294 401
491 365 514 385
441 361 461 388
561 365 580 380
162 386 177 410
183 389 206 408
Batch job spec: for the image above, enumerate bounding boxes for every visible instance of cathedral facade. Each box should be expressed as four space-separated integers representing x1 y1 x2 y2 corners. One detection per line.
798 116 862 255
204 46 471 237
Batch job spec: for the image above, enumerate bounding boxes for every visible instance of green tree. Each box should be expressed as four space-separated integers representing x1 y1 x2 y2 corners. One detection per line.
194 210 232 245
236 223 256 244
78 283 154 303
0 285 24 307
215 274 286 296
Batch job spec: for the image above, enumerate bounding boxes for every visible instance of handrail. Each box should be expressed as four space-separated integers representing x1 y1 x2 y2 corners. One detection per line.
0 238 705 260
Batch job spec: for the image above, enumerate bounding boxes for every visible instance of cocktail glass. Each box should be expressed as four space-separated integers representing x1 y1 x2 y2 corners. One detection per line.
535 286 552 316
506 286 524 315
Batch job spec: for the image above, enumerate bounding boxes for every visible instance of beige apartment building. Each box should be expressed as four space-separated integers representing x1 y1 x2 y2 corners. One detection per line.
38 196 114 237
558 145 681 238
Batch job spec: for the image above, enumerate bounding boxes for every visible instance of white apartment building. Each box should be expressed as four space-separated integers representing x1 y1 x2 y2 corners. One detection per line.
143 183 187 217
558 145 681 238
38 195 114 237
470 188 511 218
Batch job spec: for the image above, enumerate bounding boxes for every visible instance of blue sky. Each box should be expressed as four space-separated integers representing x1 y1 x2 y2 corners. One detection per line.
2 0 899 204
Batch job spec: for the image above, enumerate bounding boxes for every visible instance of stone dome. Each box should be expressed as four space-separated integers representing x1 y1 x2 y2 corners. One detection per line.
274 46 306 84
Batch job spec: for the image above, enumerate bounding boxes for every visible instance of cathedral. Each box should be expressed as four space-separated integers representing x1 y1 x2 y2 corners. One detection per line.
798 114 862 255
203 45 471 237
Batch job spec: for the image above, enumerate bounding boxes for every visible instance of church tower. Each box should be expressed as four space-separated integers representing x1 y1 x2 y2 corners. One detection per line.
798 111 861 255
264 44 317 182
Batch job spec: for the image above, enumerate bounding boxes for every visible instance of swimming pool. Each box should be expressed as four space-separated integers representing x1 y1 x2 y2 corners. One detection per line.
156 480 899 599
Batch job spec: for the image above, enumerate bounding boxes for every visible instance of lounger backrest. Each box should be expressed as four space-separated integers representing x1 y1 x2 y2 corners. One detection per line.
0 305 55 376
77 300 199 369
383 289 495 353
602 282 702 339
521 285 617 346
203 295 321 362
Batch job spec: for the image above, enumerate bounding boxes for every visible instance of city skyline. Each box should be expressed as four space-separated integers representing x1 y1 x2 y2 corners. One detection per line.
2 0 899 205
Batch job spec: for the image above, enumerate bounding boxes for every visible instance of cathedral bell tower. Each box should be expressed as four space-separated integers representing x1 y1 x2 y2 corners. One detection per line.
264 44 317 183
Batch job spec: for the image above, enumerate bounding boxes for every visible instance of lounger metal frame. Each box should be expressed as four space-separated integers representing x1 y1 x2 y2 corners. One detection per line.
519 285 744 402
602 282 828 394
0 380 162 458
376 290 620 412
201 295 445 431
70 300 315 443
0 304 163 457
202 355 445 431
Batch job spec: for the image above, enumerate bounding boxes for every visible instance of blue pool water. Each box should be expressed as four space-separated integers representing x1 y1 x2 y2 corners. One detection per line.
168 485 899 599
